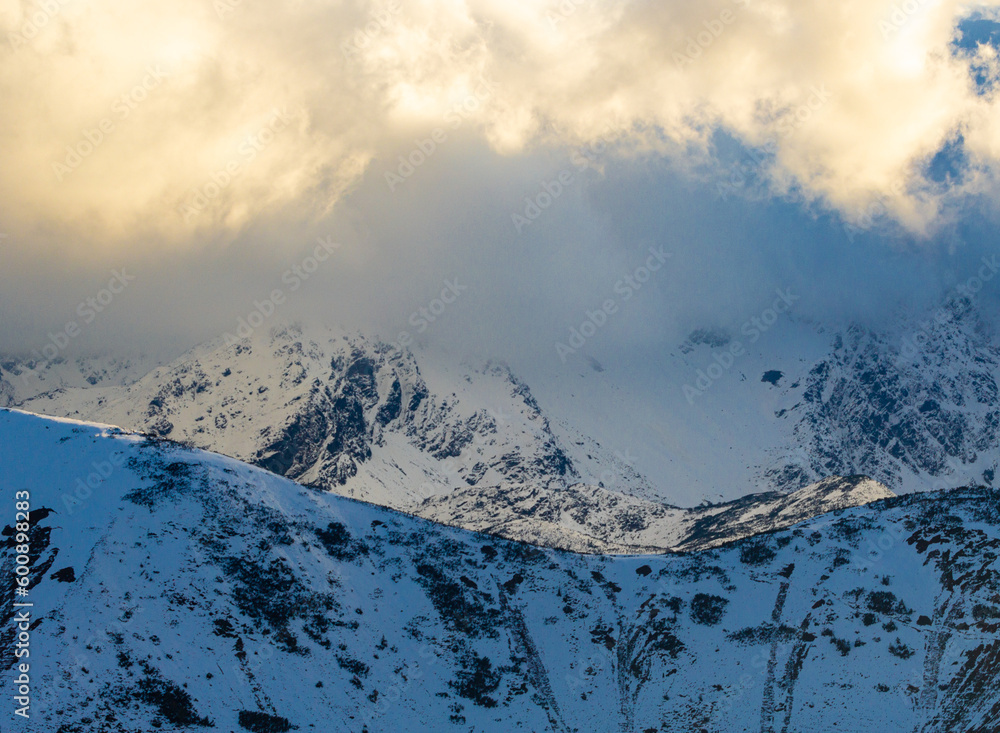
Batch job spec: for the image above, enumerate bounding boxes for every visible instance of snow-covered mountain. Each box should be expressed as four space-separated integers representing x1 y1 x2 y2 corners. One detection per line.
521 298 1000 503
0 353 155 407
3 409 998 732
416 475 893 554
774 309 1000 494
2 323 898 552
4 326 651 539
9 304 998 510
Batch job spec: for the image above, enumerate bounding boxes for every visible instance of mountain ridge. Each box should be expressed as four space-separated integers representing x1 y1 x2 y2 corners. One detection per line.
7 304 997 506
1 322 896 552
2 409 998 732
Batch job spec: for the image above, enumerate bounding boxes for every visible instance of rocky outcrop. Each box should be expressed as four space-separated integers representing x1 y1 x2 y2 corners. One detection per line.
417 474 895 554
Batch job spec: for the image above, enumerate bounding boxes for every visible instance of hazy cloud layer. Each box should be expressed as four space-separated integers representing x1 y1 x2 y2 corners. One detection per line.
3 0 1000 362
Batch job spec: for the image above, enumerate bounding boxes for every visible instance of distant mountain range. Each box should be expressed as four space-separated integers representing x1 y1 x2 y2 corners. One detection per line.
1 322 904 552
3 303 997 549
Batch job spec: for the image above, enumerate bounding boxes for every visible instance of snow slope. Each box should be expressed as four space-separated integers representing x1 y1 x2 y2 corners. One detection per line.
3 324 896 552
13 325 618 502
10 303 999 513
1 326 900 551
521 301 1000 502
0 353 155 408
2 409 998 732
416 475 894 554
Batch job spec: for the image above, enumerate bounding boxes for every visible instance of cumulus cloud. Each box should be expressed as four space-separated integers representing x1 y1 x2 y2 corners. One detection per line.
1 0 1000 254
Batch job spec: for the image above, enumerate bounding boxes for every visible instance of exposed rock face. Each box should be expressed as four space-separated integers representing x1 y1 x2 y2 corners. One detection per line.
773 309 1000 493
14 326 590 510
4 323 914 551
417 475 895 554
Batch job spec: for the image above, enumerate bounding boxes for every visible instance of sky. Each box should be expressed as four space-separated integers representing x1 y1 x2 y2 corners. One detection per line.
3 0 1000 367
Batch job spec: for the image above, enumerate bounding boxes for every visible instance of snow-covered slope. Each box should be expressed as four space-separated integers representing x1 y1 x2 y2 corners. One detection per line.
416 475 894 554
2 409 998 732
522 300 1000 503
11 303 999 513
14 324 620 503
3 323 900 551
0 353 155 408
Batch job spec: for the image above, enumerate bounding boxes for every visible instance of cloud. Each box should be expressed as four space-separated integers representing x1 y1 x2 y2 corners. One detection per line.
2 0 1000 255
6 0 1000 369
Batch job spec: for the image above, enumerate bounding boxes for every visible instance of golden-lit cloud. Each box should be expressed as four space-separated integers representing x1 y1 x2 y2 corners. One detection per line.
1 0 999 251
